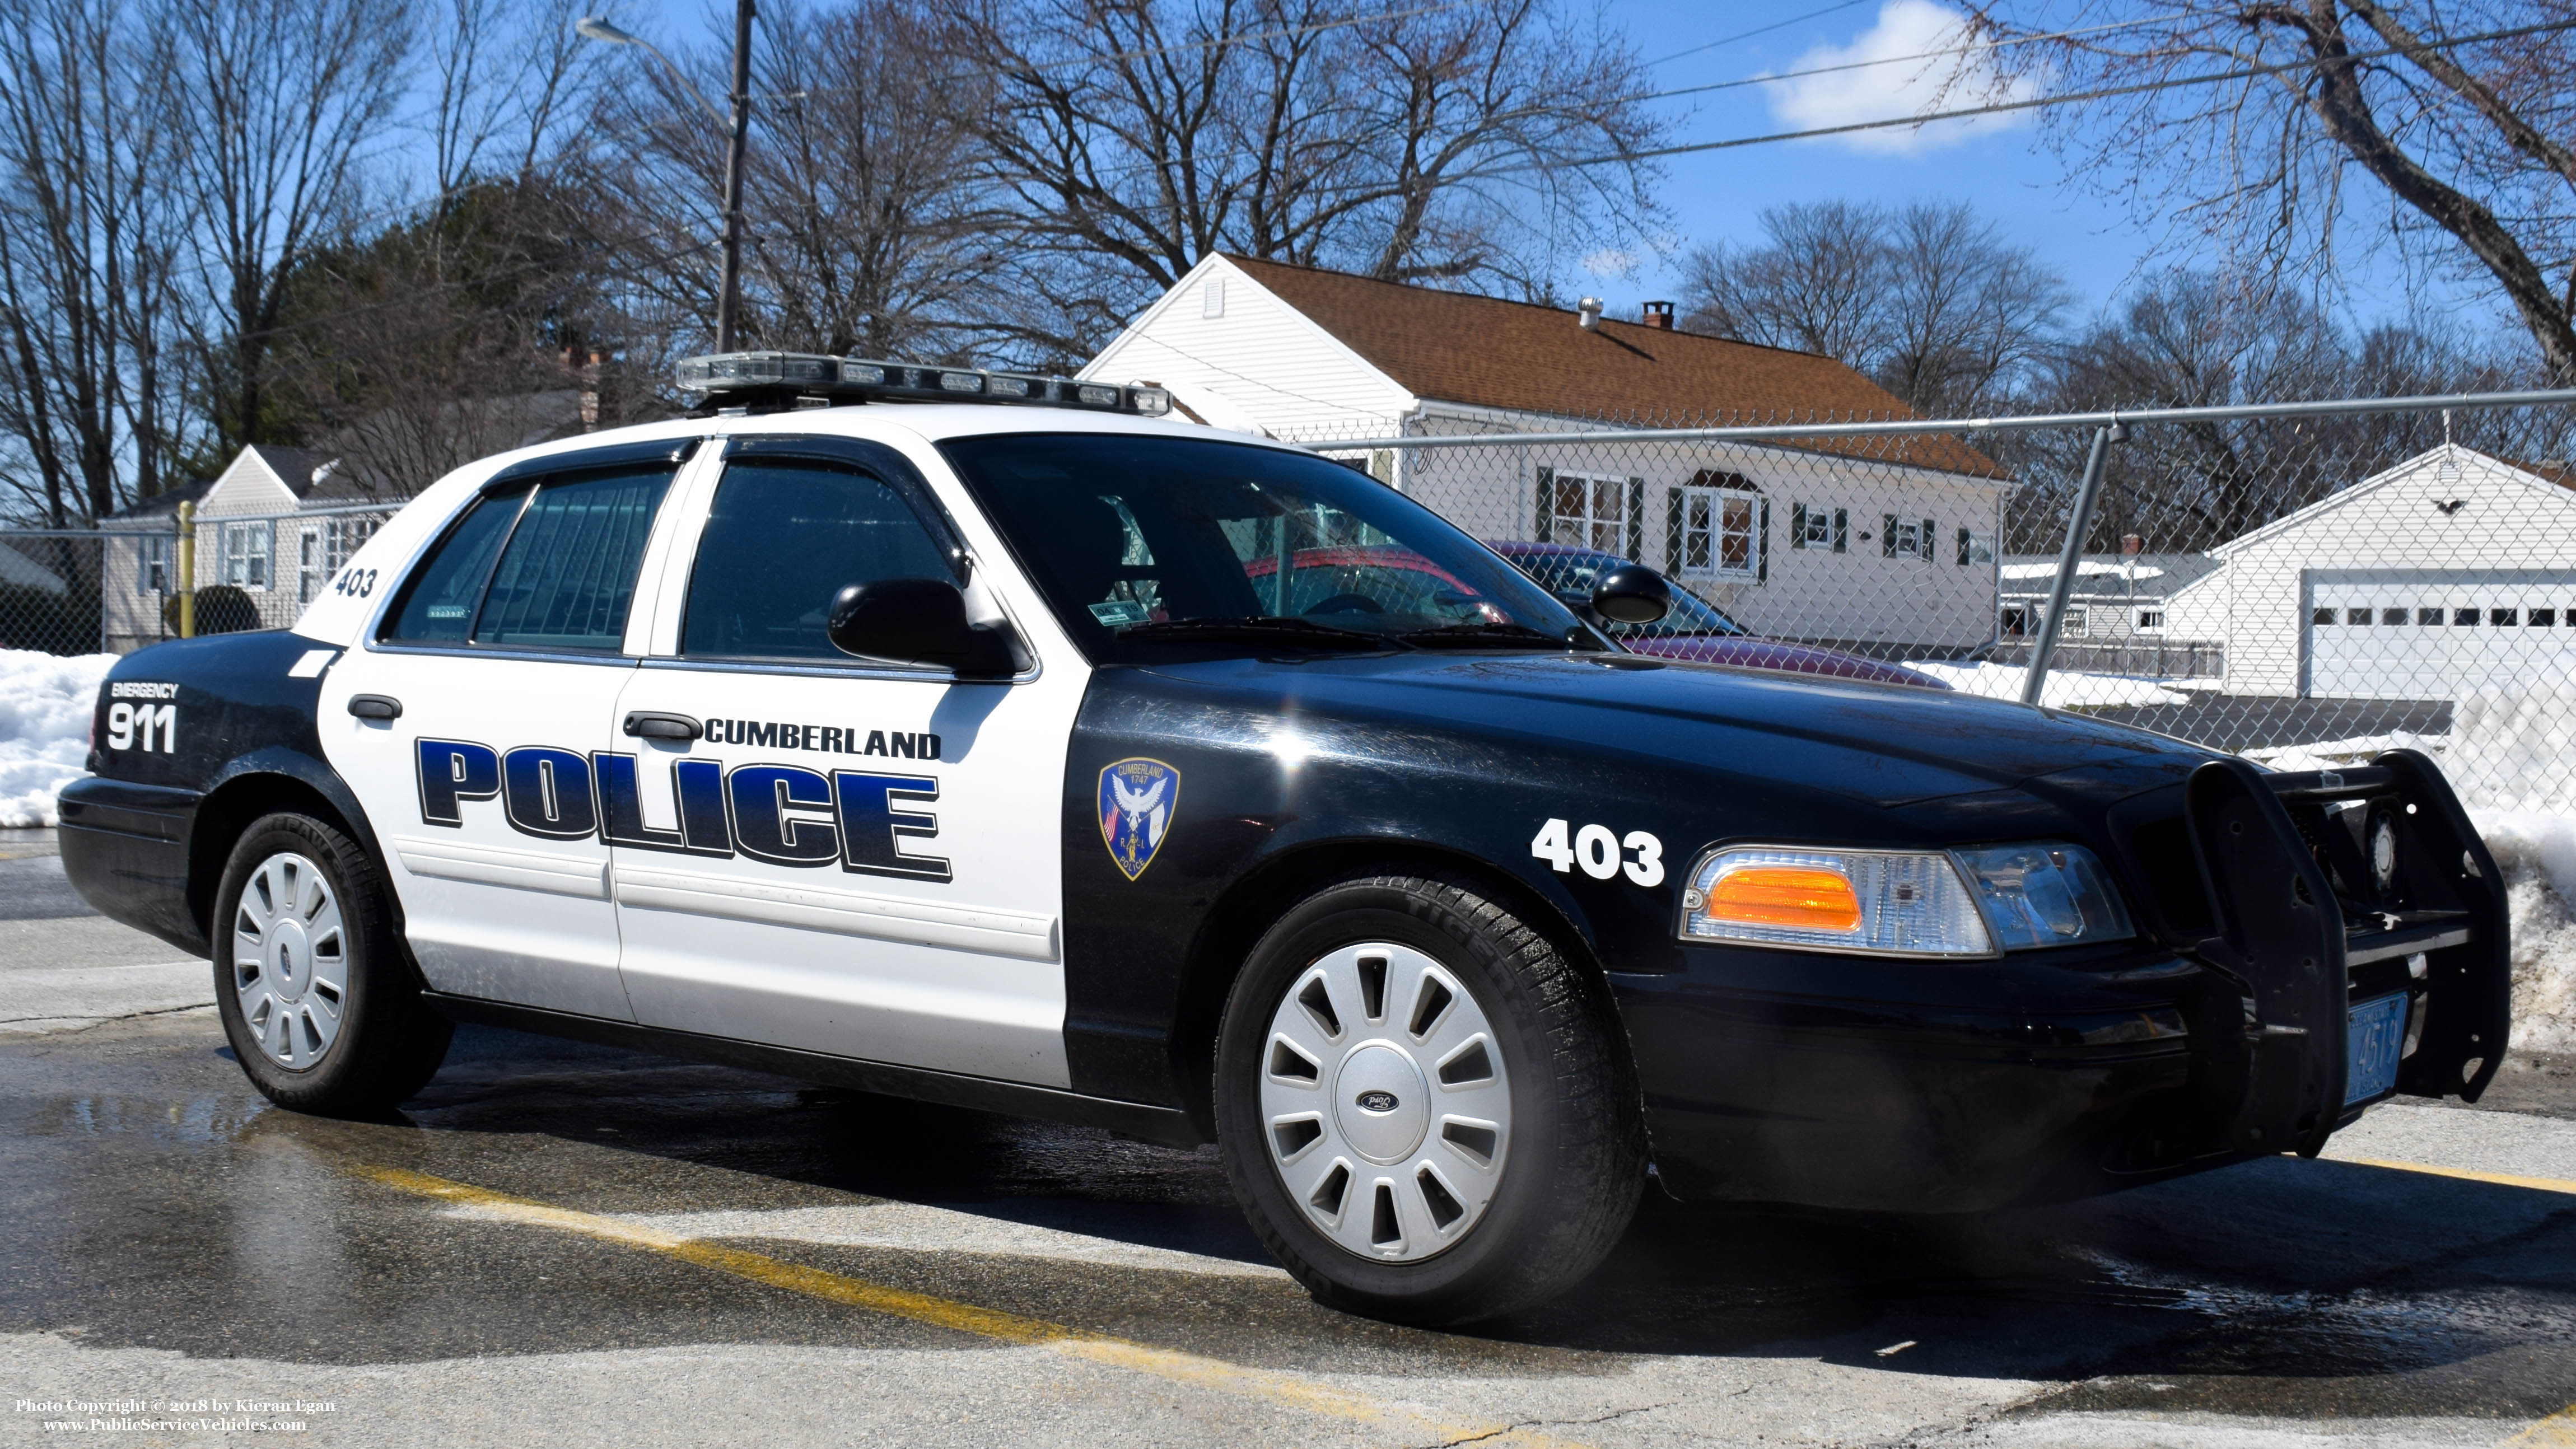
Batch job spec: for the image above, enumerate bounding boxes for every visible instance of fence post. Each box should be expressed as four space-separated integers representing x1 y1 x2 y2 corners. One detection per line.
175 502 196 639
2021 420 2126 706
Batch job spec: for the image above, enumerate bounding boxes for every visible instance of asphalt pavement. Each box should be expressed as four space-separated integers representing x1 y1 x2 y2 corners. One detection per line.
3 828 2573 1448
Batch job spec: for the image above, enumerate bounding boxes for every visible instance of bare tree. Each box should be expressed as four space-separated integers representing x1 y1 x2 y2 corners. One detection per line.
163 0 413 452
1679 199 2070 413
0 0 188 523
931 0 1667 355
2004 0 2576 381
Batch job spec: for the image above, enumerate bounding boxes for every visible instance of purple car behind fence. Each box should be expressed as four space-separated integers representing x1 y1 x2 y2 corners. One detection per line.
1486 541 1948 690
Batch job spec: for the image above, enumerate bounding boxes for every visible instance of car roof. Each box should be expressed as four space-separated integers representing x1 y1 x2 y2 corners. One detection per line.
473 403 1305 481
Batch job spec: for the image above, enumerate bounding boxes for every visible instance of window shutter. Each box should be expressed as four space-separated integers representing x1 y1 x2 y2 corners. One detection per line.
1956 526 1970 565
1790 502 1808 549
1666 487 1684 571
1757 499 1770 582
1921 520 1935 563
1882 514 1898 558
1832 508 1847 553
1625 477 1646 560
1533 466 1553 542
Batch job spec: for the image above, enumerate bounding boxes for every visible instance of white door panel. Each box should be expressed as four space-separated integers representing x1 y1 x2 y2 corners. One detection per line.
323 651 635 1019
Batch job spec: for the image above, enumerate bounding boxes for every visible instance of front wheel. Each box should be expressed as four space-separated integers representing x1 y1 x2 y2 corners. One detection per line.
1215 875 1644 1325
213 812 453 1115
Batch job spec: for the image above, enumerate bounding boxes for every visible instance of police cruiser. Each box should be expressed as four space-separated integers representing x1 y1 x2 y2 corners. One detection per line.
61 353 2511 1325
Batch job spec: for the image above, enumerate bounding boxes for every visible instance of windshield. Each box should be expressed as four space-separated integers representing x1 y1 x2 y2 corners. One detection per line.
942 433 1592 661
1497 547 1747 638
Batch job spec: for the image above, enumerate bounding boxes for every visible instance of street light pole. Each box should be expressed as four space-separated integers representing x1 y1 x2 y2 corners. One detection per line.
575 11 754 350
716 0 754 352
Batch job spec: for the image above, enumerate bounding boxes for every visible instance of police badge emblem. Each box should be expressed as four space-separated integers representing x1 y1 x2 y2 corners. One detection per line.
1098 758 1180 881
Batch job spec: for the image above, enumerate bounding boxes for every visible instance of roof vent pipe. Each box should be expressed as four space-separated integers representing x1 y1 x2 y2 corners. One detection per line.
1577 297 1603 330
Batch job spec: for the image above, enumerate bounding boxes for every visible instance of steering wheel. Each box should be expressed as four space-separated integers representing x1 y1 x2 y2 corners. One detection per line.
1304 593 1386 615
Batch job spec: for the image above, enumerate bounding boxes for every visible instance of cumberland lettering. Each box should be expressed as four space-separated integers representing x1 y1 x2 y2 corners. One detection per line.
705 717 941 760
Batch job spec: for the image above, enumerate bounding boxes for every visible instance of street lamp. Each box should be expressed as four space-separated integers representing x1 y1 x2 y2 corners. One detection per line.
576 8 756 352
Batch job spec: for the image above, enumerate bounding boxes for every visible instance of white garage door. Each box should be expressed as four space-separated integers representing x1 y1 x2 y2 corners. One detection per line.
2307 569 2576 699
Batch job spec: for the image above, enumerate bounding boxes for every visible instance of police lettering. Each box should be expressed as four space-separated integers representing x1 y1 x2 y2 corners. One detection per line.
416 737 945 880
703 717 940 759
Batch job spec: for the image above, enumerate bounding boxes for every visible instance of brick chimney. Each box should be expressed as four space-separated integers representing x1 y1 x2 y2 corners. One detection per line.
1642 301 1674 330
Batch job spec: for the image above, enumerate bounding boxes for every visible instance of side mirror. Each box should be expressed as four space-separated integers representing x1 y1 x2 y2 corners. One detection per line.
1589 563 1672 626
827 577 1020 676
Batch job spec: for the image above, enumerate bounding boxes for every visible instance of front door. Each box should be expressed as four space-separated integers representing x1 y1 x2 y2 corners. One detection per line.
608 437 1085 1085
323 442 694 1020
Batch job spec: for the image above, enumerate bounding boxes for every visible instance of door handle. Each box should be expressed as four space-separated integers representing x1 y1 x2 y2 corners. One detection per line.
623 711 702 741
347 694 402 719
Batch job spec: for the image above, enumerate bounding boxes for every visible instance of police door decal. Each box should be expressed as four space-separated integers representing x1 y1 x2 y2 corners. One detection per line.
1099 758 1179 881
413 737 948 882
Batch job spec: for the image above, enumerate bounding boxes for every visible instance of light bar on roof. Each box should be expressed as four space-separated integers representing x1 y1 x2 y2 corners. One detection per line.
675 351 1172 417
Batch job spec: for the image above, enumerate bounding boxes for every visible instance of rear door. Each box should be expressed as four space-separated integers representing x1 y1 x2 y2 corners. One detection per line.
323 438 702 1020
606 434 1088 1085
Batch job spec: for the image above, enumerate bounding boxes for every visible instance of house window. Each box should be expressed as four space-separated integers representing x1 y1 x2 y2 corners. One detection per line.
136 535 170 594
1881 514 1934 560
1790 504 1842 551
1957 528 1994 565
2454 607 2479 625
1551 473 1627 554
2313 607 2337 625
299 516 379 601
1999 604 2032 638
2492 607 2519 626
2382 607 2407 625
2136 609 2166 633
2418 607 2442 625
2062 606 2089 638
1677 485 1761 578
218 520 273 591
2346 607 2372 625
2535 608 2560 627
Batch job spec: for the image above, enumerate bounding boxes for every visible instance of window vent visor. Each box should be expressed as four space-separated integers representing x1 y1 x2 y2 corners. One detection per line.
1679 847 1994 957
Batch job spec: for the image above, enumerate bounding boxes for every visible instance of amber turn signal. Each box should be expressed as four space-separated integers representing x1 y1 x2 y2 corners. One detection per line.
1709 865 1863 932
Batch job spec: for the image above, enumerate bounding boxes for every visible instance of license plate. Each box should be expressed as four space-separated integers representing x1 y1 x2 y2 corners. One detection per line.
2345 993 2409 1105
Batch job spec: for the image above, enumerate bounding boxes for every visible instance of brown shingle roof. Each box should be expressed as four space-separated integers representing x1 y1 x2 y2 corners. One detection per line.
1225 255 2005 480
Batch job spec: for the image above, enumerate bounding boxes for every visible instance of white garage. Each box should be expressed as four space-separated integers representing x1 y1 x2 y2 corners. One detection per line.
2164 445 2576 699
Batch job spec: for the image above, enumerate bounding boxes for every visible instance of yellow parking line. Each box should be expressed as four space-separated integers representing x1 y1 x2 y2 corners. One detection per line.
350 1163 1592 1449
2342 1158 2576 1196
2504 1403 2576 1446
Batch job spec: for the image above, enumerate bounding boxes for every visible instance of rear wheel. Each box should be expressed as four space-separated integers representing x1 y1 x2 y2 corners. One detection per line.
1215 875 1644 1325
213 812 452 1114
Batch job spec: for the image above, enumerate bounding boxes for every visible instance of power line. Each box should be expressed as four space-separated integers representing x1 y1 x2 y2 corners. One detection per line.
1636 15 2169 106
1640 0 1873 69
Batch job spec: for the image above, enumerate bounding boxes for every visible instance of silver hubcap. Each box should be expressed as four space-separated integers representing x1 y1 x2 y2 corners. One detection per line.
232 853 348 1071
1259 942 1510 1263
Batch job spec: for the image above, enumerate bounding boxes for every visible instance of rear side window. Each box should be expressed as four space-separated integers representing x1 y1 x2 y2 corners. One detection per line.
382 461 676 651
680 461 954 661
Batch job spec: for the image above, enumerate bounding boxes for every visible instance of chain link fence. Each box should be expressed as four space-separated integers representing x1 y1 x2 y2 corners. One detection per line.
0 502 399 657
1287 389 2576 818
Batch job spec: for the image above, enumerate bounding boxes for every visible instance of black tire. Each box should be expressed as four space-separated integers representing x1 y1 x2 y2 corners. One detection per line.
212 812 452 1114
1214 873 1645 1325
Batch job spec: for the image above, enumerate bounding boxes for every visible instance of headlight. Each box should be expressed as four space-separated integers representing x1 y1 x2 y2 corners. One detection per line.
1677 841 2135 957
1949 842 2133 950
1679 847 1994 957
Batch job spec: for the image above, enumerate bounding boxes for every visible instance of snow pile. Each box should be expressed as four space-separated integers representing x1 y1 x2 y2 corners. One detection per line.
0 649 111 827
1903 660 2191 708
2446 661 2576 1051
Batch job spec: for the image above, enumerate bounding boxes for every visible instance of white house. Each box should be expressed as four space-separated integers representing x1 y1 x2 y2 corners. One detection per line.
1081 254 2014 655
100 445 385 651
2164 444 2576 699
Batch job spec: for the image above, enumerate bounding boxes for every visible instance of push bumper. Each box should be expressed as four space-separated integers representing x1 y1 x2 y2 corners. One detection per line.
1617 749 2510 1212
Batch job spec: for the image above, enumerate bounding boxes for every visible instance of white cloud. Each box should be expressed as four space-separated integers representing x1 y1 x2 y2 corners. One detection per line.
1764 0 2038 156
1580 246 1641 281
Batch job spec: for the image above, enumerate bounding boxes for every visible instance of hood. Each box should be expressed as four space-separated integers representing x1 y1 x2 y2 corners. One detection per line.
1623 634 1947 689
1143 651 2216 810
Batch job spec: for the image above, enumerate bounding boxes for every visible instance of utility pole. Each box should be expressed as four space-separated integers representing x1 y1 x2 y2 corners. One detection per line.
575 11 755 350
716 0 754 352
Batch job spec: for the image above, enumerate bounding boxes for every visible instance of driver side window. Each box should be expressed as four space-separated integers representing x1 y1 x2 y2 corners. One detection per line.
681 461 954 661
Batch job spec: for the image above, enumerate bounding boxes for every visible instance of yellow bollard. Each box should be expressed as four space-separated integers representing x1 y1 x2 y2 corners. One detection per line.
175 501 195 639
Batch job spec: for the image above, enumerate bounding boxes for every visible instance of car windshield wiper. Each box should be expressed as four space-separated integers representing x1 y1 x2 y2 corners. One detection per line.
1395 621 1578 649
1116 616 1402 651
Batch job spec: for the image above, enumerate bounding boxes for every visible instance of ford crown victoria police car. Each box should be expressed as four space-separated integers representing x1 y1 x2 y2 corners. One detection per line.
60 354 2512 1325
